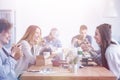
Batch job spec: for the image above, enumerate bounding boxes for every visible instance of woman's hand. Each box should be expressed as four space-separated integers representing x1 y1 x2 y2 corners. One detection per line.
11 44 23 60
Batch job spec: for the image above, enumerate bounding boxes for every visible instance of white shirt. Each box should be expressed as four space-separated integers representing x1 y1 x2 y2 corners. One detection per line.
105 43 120 79
15 40 39 77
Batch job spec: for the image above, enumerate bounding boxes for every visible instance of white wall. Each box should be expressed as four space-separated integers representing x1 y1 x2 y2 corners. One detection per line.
1 0 120 48
0 0 16 10
16 0 105 48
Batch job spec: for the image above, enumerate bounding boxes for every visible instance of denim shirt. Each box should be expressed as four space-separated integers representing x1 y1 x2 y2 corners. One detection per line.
44 36 62 48
0 47 17 80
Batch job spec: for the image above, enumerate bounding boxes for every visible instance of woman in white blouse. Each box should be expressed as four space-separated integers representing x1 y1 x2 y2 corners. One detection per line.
94 23 120 80
15 25 42 78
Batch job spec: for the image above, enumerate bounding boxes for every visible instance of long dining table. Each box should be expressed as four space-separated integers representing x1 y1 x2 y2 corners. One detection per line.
21 64 116 80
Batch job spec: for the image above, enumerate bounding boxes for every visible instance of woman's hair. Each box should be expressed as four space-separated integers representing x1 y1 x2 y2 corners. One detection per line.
18 25 41 44
0 19 12 33
96 23 114 69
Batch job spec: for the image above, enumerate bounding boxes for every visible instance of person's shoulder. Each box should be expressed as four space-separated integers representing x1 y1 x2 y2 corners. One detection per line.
19 40 30 47
106 43 120 54
20 40 28 44
112 38 119 45
110 43 120 49
105 44 120 60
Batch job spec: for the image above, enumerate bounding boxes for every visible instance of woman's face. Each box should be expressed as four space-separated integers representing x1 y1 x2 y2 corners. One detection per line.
94 29 102 45
33 28 41 43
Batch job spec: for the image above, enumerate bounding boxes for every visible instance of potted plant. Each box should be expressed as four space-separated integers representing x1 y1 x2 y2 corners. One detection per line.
65 49 79 73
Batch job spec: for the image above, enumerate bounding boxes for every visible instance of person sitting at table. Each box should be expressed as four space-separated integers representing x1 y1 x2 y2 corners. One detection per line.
39 28 62 55
15 25 42 78
94 23 120 80
0 19 22 80
71 25 92 48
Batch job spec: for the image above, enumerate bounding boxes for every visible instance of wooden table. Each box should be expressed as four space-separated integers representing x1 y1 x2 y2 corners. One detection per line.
21 65 116 80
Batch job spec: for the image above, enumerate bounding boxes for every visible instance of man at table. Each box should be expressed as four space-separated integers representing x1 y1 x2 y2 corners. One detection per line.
71 25 92 48
0 19 22 80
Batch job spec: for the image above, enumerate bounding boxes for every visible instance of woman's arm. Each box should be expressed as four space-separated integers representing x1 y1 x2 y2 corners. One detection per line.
20 40 36 64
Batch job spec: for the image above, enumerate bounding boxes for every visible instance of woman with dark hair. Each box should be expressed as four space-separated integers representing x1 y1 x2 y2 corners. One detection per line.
94 23 120 80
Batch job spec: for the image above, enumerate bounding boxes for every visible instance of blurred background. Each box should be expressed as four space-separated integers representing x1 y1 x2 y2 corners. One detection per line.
0 0 120 48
